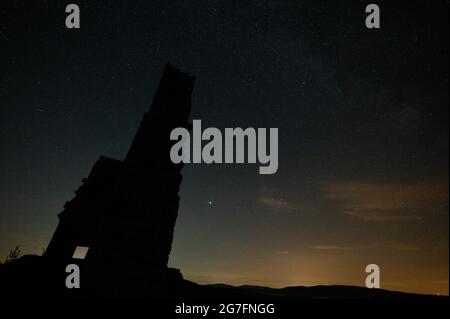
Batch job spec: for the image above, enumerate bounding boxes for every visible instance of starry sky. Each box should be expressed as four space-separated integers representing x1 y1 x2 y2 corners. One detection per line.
0 1 448 295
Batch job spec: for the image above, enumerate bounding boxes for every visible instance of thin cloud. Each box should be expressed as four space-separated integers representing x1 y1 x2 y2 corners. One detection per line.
258 196 295 212
320 179 448 222
312 245 353 251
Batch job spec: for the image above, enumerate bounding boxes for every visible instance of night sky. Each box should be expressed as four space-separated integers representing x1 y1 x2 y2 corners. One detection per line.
0 1 448 295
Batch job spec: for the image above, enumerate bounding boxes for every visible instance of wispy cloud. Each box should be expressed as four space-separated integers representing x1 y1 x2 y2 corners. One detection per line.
320 179 448 222
258 196 296 212
312 245 353 251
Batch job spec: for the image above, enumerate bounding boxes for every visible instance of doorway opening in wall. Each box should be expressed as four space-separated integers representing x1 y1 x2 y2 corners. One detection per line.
72 246 89 259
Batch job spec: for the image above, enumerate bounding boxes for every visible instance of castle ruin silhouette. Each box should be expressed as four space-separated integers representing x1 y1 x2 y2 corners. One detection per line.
44 64 194 295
